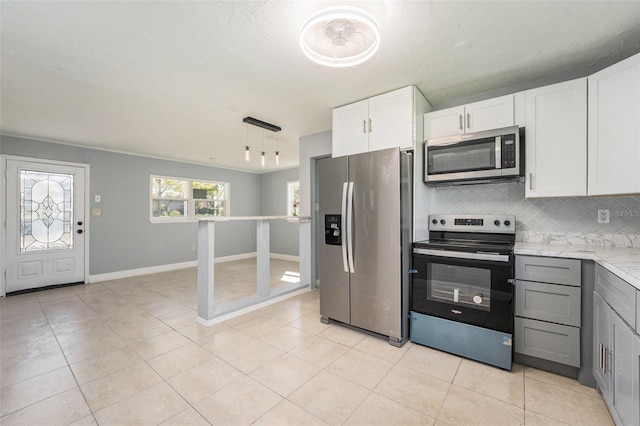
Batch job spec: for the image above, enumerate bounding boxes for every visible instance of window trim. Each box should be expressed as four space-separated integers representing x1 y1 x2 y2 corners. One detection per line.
150 175 230 223
286 180 300 217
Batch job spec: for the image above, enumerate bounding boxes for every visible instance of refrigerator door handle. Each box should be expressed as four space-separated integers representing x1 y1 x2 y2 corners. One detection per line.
341 182 349 273
347 181 355 273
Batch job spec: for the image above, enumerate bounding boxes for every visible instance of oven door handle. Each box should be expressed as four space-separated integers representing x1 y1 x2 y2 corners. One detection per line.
413 248 511 262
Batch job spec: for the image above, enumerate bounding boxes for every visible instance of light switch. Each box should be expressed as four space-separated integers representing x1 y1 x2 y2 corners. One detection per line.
92 208 102 216
95 195 101 203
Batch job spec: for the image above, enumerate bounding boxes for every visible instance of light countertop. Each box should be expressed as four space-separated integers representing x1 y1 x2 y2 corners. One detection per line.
515 242 640 291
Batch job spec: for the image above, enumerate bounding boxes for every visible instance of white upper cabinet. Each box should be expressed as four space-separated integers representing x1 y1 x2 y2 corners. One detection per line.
368 88 414 152
332 100 369 157
424 94 515 140
525 78 587 198
588 52 640 196
332 86 429 157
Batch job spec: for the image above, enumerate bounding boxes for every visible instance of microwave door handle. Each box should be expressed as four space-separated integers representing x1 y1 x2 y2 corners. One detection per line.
341 182 349 273
495 136 502 169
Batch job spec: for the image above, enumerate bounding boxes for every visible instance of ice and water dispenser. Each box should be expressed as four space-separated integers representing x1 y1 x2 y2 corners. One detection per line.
324 214 342 245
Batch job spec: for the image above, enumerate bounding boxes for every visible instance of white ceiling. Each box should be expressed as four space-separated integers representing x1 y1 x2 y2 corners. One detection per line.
2 1 640 173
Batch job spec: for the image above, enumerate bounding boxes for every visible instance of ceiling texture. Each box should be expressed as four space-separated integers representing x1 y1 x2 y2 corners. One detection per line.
2 1 640 173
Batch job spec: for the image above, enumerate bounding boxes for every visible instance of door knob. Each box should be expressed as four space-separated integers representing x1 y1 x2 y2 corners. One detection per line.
77 229 83 234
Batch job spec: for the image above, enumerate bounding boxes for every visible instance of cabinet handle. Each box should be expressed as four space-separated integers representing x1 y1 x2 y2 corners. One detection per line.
529 173 533 190
605 348 613 374
368 118 372 133
459 114 463 130
599 344 605 373
363 120 366 133
467 113 471 129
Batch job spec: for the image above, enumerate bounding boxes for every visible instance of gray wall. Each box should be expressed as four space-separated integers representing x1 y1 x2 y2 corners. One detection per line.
1 135 260 274
298 130 332 287
259 167 299 256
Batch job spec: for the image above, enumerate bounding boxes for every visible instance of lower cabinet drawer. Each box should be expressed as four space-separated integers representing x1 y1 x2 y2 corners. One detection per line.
515 317 580 367
515 280 581 327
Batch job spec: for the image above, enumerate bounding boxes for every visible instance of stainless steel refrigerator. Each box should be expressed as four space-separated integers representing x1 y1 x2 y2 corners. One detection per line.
317 148 412 346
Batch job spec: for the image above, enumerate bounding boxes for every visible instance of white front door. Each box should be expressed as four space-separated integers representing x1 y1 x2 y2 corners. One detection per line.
6 159 87 293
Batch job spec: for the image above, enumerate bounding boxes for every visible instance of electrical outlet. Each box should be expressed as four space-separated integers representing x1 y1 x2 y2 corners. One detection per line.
598 209 610 224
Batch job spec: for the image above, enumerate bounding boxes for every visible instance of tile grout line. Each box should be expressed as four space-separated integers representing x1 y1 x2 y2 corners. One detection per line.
37 290 100 425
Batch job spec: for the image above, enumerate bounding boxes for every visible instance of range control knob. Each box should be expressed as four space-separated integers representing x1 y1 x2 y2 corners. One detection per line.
432 219 438 225
504 220 511 226
494 220 501 226
440 219 446 225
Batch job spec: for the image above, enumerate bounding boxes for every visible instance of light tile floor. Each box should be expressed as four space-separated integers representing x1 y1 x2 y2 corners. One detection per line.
0 260 614 425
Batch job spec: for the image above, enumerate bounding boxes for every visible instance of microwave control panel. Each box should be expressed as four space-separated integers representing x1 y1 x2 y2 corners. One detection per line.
501 134 517 168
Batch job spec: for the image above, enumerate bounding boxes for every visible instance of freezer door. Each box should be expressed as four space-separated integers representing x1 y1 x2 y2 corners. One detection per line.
317 156 350 324
348 148 403 338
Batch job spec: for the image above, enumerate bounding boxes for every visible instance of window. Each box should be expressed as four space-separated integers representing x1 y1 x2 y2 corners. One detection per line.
287 181 300 216
150 175 229 222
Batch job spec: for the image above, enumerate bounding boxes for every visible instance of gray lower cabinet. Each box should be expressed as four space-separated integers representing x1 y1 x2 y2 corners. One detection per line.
593 264 640 426
515 255 581 367
634 335 640 426
593 291 611 397
515 317 580 366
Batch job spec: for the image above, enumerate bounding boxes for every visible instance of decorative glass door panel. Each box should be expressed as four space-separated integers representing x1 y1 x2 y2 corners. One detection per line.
6 159 86 293
20 170 75 252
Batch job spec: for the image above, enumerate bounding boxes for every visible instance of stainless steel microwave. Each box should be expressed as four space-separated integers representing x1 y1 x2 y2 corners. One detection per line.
424 126 523 185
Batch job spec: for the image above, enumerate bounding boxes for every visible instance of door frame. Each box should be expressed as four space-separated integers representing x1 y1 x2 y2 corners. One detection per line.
1 155 91 296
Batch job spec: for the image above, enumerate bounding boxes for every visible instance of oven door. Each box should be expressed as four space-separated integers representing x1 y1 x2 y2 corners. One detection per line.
411 249 514 334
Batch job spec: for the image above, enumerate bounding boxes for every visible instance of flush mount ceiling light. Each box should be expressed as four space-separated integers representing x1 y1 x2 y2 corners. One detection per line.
300 6 380 68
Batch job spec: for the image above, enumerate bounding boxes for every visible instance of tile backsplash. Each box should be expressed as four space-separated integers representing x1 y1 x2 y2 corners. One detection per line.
429 182 640 247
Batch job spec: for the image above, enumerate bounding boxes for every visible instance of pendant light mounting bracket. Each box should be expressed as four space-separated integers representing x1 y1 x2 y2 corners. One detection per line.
243 116 281 132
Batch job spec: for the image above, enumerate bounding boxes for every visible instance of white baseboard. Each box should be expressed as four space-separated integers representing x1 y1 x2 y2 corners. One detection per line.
215 252 257 263
89 251 298 283
270 253 300 262
89 261 198 283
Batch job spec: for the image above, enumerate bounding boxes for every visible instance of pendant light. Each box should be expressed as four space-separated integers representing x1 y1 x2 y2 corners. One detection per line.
244 124 251 162
241 116 282 166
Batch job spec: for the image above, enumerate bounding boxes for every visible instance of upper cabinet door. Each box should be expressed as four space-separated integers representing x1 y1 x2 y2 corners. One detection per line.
525 78 587 198
465 95 515 133
424 105 465 140
588 53 640 196
368 86 414 151
332 99 369 158
424 94 515 140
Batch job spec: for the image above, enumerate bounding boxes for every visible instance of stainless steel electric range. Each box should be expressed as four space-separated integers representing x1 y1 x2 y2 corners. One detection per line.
410 214 516 370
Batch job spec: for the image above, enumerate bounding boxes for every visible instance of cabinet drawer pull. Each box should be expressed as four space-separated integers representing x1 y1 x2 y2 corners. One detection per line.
529 173 533 190
459 114 463 130
368 118 372 133
363 120 366 133
467 113 471 129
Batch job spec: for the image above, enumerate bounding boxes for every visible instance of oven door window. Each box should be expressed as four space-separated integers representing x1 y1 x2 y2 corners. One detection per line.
411 254 514 334
428 263 490 311
427 137 497 175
